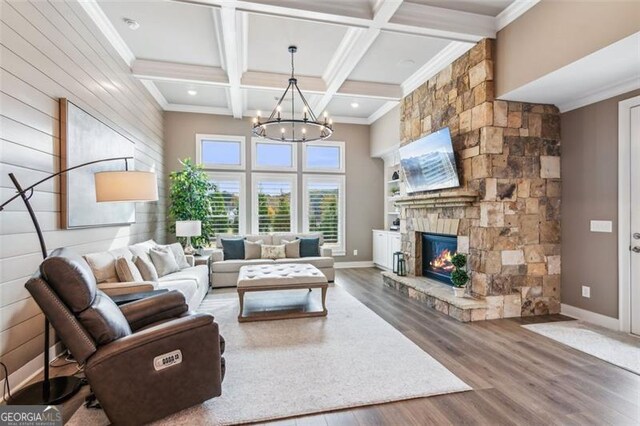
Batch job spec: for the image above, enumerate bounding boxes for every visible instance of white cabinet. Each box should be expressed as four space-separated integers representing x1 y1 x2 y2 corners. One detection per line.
372 230 401 270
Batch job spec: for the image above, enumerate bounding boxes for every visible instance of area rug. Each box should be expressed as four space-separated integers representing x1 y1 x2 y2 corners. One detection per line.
69 285 470 425
523 321 640 375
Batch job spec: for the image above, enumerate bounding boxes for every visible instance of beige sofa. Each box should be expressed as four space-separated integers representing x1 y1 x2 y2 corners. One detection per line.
210 233 335 288
83 240 209 310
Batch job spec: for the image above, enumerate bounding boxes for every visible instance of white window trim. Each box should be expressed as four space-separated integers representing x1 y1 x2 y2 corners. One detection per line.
302 140 345 173
251 172 298 234
207 171 247 235
196 134 246 170
302 174 346 256
251 137 298 172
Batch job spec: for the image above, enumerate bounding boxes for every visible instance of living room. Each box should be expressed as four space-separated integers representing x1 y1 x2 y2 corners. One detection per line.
1 0 639 424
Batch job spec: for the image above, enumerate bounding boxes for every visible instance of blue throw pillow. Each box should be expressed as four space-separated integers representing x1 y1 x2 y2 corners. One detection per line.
220 238 245 260
297 237 320 257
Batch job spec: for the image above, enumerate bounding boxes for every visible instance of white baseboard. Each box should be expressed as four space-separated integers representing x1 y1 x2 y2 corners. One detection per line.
334 261 375 269
0 342 64 403
560 304 621 331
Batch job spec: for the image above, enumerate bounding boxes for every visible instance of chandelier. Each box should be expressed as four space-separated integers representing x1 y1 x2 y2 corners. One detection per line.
252 46 333 143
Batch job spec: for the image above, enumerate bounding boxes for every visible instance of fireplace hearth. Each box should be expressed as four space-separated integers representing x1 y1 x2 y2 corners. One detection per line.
422 233 457 284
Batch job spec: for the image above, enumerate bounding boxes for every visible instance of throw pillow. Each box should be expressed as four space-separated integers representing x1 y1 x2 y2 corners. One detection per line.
297 237 320 257
244 240 263 260
281 239 301 258
115 257 143 282
149 246 180 277
221 238 245 260
261 244 286 260
133 256 158 282
166 243 190 269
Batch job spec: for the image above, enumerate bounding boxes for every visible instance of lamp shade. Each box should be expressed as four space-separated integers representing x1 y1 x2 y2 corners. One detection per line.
94 171 158 202
176 220 201 237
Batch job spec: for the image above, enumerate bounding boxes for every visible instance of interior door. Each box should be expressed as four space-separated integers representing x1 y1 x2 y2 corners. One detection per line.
631 105 640 335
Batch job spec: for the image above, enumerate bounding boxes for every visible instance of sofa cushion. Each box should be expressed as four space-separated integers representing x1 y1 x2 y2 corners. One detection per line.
297 237 320 257
159 265 208 289
244 240 263 260
128 240 157 264
115 257 143 282
84 247 133 284
149 247 180 277
274 256 334 269
166 243 190 269
134 256 158 282
211 259 274 273
157 280 197 311
220 238 245 260
281 239 301 258
261 244 286 260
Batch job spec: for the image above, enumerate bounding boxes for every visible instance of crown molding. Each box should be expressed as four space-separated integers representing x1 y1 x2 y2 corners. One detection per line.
140 80 168 109
495 0 541 31
557 75 640 113
367 101 399 124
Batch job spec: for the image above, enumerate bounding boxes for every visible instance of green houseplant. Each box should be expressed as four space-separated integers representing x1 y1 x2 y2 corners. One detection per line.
450 253 469 297
168 158 216 248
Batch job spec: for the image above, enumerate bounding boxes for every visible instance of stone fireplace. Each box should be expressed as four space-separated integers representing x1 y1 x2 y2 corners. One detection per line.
383 39 561 320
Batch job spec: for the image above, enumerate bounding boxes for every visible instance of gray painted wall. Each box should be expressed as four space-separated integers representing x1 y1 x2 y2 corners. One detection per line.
0 1 165 388
560 89 640 318
164 112 384 263
370 105 400 158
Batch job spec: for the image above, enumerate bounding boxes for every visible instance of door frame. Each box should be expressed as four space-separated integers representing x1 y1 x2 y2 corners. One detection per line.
618 95 640 333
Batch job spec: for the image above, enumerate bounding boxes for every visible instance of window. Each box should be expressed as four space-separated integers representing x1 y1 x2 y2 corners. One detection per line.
303 141 345 173
207 172 246 235
303 175 346 255
251 138 297 171
252 173 297 234
196 134 245 169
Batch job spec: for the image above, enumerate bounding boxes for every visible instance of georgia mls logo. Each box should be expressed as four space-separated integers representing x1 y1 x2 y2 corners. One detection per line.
0 405 62 426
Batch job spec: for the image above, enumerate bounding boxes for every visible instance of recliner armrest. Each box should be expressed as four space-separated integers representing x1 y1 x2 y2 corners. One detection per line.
119 290 188 331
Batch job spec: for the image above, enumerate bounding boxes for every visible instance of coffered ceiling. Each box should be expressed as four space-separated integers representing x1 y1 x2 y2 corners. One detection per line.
82 0 538 124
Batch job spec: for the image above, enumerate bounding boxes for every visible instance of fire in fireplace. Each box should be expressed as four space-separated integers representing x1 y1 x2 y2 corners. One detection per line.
422 233 458 284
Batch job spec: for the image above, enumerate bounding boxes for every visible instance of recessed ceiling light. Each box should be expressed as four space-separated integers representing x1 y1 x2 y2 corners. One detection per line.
123 18 140 30
188 90 197 96
398 59 415 67
351 102 359 108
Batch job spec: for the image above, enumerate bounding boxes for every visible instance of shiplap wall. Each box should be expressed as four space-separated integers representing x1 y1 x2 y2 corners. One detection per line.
0 0 165 385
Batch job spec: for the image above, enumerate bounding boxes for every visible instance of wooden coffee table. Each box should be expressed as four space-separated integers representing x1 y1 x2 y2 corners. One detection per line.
237 263 328 322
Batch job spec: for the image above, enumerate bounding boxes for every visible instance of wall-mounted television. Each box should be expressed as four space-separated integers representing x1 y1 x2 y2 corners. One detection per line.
399 127 460 194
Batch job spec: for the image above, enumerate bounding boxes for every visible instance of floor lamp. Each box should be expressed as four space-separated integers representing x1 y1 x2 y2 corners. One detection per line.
0 156 158 405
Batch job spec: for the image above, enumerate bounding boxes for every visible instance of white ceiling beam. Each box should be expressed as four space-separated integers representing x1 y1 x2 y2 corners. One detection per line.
215 5 244 118
312 0 403 116
132 59 229 85
337 80 402 100
165 104 233 115
496 0 541 31
242 71 326 94
78 0 135 66
172 0 502 42
139 80 168 109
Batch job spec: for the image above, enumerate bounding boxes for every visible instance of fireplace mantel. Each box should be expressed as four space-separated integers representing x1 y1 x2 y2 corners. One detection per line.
394 189 478 209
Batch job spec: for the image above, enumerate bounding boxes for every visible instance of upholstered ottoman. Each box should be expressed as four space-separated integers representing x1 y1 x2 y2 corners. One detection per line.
237 263 328 322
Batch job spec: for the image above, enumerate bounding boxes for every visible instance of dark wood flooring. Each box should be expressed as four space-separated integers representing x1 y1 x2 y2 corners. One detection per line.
45 267 640 425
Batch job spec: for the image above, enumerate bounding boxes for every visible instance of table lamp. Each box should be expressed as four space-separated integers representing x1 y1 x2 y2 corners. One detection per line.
176 220 201 255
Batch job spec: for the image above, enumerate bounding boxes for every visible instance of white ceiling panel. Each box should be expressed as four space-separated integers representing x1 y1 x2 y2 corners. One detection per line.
326 96 388 118
98 1 222 67
155 81 229 108
246 14 348 77
348 31 450 84
405 0 514 17
244 88 322 115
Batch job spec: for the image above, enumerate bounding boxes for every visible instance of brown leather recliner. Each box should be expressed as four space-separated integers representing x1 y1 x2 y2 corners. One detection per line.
25 248 225 425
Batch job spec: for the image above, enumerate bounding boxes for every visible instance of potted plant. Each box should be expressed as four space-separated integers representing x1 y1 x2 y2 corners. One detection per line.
168 158 216 249
450 253 469 297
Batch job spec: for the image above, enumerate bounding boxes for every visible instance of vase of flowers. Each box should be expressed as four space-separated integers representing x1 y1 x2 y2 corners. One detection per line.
450 253 469 297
